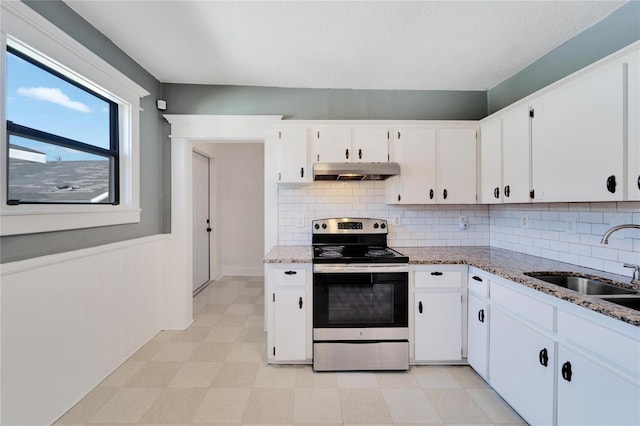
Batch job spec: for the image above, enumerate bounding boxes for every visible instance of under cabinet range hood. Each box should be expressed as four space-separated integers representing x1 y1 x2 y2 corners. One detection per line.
312 162 400 181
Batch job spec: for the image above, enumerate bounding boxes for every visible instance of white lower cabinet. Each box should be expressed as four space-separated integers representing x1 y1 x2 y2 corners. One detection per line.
557 345 640 426
412 265 466 363
490 307 555 426
467 293 489 378
266 264 311 363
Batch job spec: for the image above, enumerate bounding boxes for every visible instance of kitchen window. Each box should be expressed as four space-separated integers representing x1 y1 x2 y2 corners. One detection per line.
6 47 120 205
1 1 149 235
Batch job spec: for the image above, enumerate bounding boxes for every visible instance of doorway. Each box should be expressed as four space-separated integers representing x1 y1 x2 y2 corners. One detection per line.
192 150 211 293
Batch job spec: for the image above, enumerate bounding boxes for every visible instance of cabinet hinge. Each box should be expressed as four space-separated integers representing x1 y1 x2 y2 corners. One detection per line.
278 172 281 181
529 190 535 199
317 154 320 162
387 131 390 139
317 130 320 139
278 131 281 139
529 108 534 118
397 131 401 140
273 293 275 302
388 154 390 161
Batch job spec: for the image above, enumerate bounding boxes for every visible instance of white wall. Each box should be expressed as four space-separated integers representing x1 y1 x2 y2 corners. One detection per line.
219 143 265 276
0 235 170 426
278 181 490 247
490 202 640 277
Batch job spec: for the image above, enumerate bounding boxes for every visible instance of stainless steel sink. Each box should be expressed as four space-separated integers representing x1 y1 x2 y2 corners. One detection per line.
598 296 640 311
524 273 638 296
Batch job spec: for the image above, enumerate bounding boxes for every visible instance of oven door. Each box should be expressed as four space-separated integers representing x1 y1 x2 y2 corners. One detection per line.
313 264 408 330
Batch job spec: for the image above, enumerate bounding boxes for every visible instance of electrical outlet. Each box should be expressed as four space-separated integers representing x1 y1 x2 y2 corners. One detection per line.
520 214 529 228
565 217 577 234
295 214 305 228
392 215 401 226
459 216 468 223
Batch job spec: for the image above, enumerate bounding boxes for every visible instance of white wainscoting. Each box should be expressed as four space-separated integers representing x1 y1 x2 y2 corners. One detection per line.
0 234 171 426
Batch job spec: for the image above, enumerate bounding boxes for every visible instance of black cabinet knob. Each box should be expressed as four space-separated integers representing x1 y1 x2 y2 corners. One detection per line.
606 175 617 193
478 309 485 323
431 271 443 276
358 148 362 160
429 189 434 200
494 187 500 199
472 276 483 282
443 189 448 199
504 185 511 197
539 348 549 367
345 148 349 160
299 297 303 309
418 301 423 314
300 167 304 178
284 270 297 275
561 361 572 381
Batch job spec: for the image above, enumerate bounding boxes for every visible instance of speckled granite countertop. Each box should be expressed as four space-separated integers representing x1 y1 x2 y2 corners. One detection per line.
265 245 640 326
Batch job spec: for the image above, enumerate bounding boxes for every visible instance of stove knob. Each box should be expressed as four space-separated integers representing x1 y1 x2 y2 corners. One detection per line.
321 223 327 229
373 223 379 229
380 223 386 229
314 223 320 230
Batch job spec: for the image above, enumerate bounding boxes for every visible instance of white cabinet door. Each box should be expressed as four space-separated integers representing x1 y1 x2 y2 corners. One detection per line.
273 286 307 362
278 128 311 183
626 50 640 201
490 307 554 426
352 127 389 162
502 105 531 203
467 293 489 379
531 60 625 202
315 127 352 163
479 118 503 204
557 345 640 426
438 128 477 204
414 290 462 361
391 128 437 204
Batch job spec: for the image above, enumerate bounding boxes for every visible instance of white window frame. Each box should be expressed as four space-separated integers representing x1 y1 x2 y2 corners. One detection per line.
0 1 148 236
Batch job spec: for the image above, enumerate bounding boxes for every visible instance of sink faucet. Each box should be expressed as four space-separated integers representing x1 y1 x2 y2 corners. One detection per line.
600 224 640 244
624 264 640 285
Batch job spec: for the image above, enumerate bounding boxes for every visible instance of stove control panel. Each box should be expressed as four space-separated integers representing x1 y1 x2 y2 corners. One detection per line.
312 218 389 234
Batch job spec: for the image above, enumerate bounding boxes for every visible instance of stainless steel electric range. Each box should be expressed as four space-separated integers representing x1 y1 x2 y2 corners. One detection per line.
312 217 409 371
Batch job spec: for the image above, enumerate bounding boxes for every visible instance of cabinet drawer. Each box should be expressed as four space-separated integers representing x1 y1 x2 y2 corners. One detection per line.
558 310 640 378
491 281 554 332
415 269 463 289
468 270 489 297
269 267 307 286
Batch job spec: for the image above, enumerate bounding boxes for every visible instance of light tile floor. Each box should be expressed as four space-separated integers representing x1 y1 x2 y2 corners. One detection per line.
55 275 526 425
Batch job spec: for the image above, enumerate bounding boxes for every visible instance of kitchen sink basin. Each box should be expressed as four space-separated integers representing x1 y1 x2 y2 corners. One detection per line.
598 296 640 311
524 273 638 296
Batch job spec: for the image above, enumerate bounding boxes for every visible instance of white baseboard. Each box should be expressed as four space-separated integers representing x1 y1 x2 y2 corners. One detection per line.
222 266 264 277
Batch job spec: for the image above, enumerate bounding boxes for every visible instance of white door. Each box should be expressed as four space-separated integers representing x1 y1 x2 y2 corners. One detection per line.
273 286 307 361
192 151 210 292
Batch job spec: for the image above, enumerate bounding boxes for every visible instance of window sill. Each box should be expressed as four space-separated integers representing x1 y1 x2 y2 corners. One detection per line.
0 207 141 236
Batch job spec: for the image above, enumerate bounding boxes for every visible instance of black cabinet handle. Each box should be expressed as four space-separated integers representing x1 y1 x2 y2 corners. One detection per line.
504 185 510 198
398 194 401 202
429 189 434 200
443 189 448 199
358 148 362 160
472 276 483 282
299 297 303 309
606 175 617 193
478 309 485 323
418 301 423 314
494 187 500 199
637 175 639 190
284 270 297 275
345 148 349 160
300 167 304 178
561 361 572 382
539 348 548 367
431 271 443 276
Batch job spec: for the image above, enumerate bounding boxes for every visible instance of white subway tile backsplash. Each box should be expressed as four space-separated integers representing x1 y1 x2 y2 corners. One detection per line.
489 202 640 278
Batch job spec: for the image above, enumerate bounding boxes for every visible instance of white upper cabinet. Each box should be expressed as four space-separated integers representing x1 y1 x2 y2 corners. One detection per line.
386 127 437 204
278 128 311 184
314 127 352 162
479 118 503 203
386 126 477 204
501 105 531 203
626 49 640 200
314 127 389 163
479 105 531 204
531 58 625 202
438 128 477 204
352 127 389 162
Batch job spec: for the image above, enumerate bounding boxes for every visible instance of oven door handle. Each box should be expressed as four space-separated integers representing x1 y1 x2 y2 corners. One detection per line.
313 264 409 274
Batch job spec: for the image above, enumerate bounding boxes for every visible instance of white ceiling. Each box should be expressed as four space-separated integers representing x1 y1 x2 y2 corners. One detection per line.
64 0 627 91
